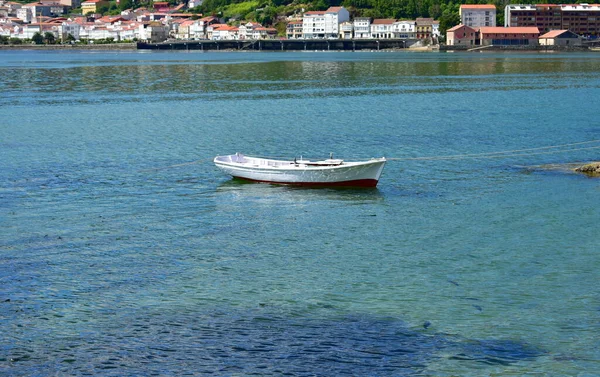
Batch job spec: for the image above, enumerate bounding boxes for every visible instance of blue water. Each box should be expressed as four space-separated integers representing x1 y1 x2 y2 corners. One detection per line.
1 50 600 375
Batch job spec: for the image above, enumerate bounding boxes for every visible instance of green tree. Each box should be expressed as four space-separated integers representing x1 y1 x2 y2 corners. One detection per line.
32 32 44 44
0 35 8 45
9 37 22 44
44 32 56 44
119 0 132 10
438 3 459 34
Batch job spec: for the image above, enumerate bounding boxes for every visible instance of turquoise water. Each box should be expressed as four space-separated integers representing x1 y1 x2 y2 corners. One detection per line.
1 50 600 375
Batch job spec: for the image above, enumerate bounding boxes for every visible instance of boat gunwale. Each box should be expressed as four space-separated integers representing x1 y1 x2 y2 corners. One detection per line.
214 155 386 173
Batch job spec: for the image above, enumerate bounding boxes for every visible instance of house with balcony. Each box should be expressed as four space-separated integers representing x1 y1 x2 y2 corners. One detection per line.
59 20 80 40
339 21 352 39
391 20 415 39
238 21 262 39
370 19 394 39
416 17 439 40
252 26 277 39
286 18 302 39
207 23 238 40
353 17 370 39
302 6 349 39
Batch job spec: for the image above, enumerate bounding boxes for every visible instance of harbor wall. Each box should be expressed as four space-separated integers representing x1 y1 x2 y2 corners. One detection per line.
137 39 417 51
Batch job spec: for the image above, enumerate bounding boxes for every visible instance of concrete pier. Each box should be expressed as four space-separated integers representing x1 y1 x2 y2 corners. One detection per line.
137 39 416 51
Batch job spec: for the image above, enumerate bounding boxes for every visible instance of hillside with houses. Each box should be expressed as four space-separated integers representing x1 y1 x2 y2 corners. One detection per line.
0 0 596 48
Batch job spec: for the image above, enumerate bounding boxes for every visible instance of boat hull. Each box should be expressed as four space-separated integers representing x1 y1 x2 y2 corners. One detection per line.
214 155 386 188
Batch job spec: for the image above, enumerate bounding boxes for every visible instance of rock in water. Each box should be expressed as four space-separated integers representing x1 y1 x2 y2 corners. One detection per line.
574 162 600 176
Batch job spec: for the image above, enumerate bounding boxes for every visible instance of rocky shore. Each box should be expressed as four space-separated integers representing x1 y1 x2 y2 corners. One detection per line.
574 162 600 176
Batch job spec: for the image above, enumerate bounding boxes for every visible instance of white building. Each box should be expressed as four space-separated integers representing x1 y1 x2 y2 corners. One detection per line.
59 21 80 40
392 20 415 39
238 21 262 39
353 17 371 39
459 4 496 28
16 7 32 23
302 6 349 39
370 19 395 39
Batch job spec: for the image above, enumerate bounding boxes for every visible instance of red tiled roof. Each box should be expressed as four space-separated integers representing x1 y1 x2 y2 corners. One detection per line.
479 26 540 34
305 11 325 15
372 19 396 24
447 24 476 32
460 4 496 9
326 6 343 13
214 25 237 31
539 29 572 38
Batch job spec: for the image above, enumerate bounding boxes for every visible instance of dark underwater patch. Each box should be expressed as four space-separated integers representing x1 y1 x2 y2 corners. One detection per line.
3 308 543 376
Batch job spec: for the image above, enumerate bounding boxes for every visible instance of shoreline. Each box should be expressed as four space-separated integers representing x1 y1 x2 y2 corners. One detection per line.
0 42 596 52
0 43 137 50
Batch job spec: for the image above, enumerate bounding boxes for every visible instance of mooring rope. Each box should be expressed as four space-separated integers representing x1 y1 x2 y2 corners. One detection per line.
386 139 600 161
140 139 600 171
139 158 214 172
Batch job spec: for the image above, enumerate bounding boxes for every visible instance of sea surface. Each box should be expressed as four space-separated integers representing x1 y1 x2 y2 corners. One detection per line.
1 49 600 376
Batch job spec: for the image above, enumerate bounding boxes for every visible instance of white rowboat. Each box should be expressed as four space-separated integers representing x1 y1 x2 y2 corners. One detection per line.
214 153 386 187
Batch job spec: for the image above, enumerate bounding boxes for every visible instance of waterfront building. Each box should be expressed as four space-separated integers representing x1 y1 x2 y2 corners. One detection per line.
139 20 168 42
479 26 539 45
206 23 227 39
339 21 352 39
353 17 370 39
505 3 600 35
302 6 349 39
539 29 582 46
59 19 80 40
251 26 277 39
21 21 58 38
392 20 416 39
416 17 439 40
286 18 302 39
213 25 239 40
238 21 262 40
370 19 395 39
459 4 496 28
446 24 477 46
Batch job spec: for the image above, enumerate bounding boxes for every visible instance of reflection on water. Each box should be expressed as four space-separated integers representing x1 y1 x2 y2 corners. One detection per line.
217 177 385 202
2 51 600 106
